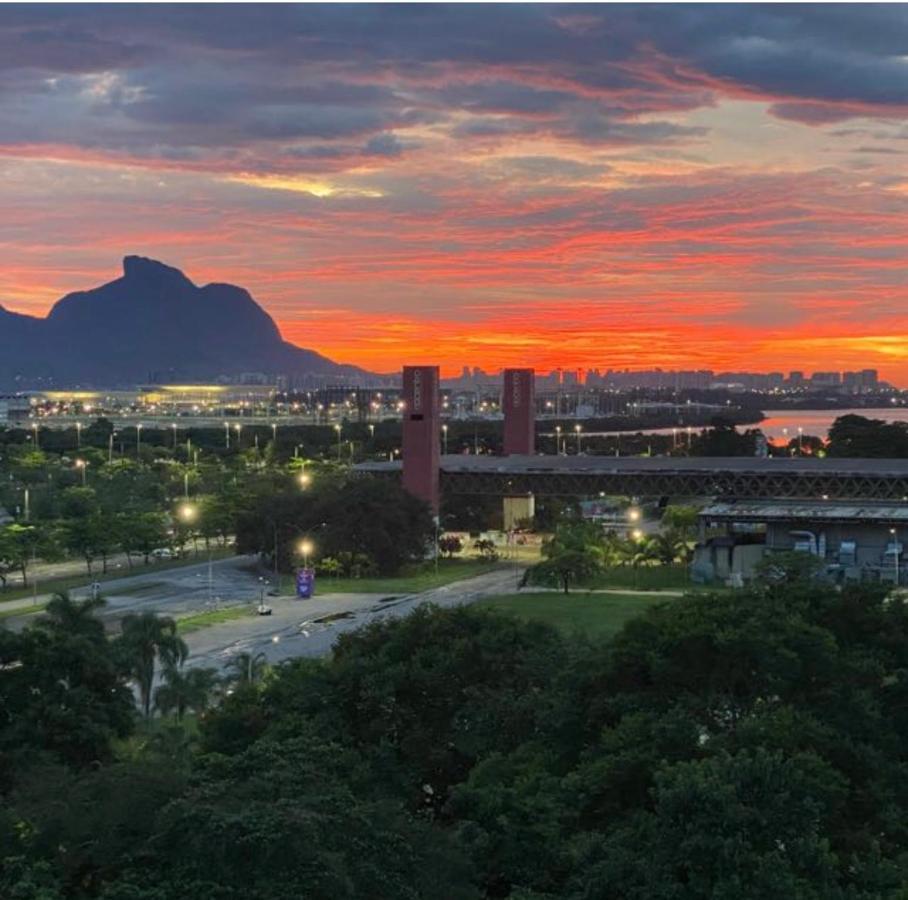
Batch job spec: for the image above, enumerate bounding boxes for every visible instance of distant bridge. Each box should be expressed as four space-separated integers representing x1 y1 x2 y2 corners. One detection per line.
356 455 908 501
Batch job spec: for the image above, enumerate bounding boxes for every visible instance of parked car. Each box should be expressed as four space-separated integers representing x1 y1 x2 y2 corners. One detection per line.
151 548 173 560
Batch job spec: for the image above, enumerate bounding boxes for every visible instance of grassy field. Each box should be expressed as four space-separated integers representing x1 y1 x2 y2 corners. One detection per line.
0 548 235 605
176 604 256 634
476 590 672 640
0 600 47 622
584 564 690 591
315 558 501 595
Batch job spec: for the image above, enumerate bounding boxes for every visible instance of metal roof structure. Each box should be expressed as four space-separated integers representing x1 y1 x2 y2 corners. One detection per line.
356 454 908 500
700 501 908 524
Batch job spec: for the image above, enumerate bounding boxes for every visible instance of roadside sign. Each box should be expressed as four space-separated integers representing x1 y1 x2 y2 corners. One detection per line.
296 567 315 599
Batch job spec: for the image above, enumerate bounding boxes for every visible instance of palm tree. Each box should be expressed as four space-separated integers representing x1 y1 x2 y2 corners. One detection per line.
118 612 188 717
225 650 269 686
38 590 106 639
155 664 219 720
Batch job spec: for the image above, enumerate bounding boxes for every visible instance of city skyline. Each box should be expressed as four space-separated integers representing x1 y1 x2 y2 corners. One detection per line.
2 5 908 380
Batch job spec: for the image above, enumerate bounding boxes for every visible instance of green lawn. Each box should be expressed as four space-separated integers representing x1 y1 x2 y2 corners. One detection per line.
476 591 672 640
0 601 47 622
176 604 255 634
314 558 501 595
584 564 690 591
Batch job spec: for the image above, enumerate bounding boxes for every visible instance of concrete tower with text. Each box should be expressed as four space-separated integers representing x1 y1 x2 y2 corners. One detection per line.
502 367 535 456
401 365 440 512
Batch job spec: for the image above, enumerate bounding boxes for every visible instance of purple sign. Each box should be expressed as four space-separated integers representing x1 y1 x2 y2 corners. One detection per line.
295 567 316 599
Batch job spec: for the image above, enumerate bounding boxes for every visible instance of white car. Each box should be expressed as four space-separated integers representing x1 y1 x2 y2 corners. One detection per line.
151 548 173 560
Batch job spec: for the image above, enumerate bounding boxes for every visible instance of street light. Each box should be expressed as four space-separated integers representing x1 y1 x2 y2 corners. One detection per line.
75 421 82 449
271 423 278 443
74 458 87 486
297 471 312 489
334 423 342 459
574 423 582 454
555 425 562 455
171 422 178 449
891 528 900 587
368 423 375 441
224 421 230 449
627 507 641 523
177 502 197 523
797 426 803 455
298 538 314 567
442 424 448 455
136 423 143 456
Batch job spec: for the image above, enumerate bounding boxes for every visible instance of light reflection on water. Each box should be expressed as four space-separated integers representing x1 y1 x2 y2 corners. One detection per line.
558 407 908 442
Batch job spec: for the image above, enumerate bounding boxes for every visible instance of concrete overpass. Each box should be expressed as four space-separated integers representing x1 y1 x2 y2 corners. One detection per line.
356 455 908 501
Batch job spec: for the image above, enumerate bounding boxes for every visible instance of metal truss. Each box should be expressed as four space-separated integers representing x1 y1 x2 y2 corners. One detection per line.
436 469 908 501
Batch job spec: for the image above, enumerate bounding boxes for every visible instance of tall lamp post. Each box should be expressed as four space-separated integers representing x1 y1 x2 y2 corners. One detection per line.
74 458 87 486
334 423 342 459
891 528 900 587
75 421 82 449
442 424 448 455
574 423 582 455
555 425 562 455
136 423 143 457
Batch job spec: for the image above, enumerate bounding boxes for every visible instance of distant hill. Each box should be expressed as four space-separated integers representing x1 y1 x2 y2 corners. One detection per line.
0 256 368 388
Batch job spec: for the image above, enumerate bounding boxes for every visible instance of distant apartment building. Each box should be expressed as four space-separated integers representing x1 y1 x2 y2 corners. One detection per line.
811 371 842 387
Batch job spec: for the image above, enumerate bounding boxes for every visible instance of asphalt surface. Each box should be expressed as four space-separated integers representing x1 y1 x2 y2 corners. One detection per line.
4 554 526 671
183 564 524 672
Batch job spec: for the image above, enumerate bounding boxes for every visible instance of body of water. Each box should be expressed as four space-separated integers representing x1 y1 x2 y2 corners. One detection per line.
553 407 908 443
758 407 908 441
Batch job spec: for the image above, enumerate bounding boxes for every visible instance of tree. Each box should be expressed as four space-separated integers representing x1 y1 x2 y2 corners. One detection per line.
63 513 116 576
827 414 908 458
236 475 435 576
691 418 760 456
526 522 604 593
118 511 169 567
473 538 500 561
225 651 269 686
155 664 219 720
0 592 134 777
572 749 847 900
117 613 188 717
438 535 463 558
0 523 50 588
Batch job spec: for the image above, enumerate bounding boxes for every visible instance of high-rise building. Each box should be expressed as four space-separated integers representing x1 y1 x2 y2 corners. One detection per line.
401 365 440 513
502 368 535 455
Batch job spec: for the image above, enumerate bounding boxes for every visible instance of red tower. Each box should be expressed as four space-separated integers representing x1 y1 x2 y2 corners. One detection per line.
502 367 535 455
401 365 440 512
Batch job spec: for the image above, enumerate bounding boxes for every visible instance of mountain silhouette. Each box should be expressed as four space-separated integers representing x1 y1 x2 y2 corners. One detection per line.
0 256 366 387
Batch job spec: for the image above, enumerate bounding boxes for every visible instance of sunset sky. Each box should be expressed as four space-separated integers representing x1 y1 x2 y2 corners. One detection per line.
1 4 908 381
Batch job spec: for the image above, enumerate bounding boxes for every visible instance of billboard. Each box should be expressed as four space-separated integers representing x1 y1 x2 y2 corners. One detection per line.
295 567 316 599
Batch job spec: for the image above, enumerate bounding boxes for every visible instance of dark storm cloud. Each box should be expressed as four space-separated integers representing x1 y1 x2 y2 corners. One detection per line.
0 3 906 164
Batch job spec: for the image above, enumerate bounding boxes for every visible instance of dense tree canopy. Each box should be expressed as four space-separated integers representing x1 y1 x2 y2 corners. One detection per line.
5 559 908 898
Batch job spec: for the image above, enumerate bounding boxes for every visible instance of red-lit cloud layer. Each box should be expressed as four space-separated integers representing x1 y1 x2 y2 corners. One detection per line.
1 5 908 381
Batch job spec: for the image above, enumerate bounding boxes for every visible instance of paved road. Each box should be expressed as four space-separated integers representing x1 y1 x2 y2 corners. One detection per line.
184 565 524 672
4 555 527 672
2 556 267 625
